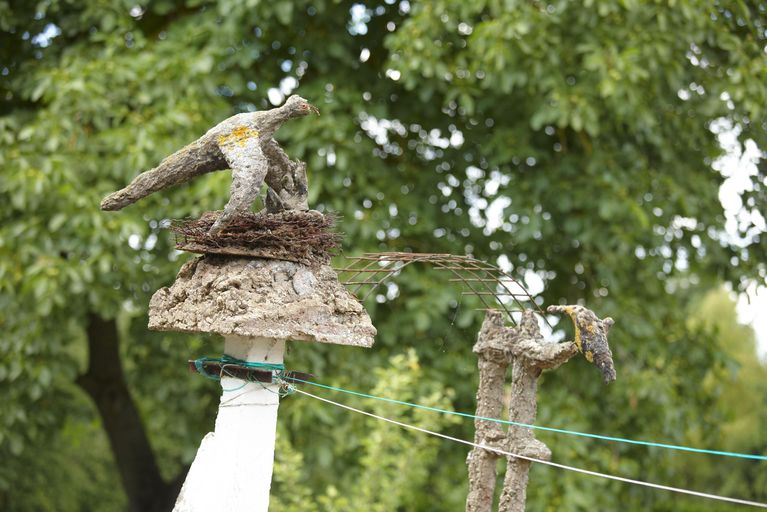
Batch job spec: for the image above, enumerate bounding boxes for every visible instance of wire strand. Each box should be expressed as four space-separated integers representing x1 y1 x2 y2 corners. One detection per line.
289 378 767 461
295 388 767 509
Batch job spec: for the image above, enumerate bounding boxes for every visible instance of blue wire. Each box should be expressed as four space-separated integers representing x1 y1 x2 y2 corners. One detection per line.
289 377 767 461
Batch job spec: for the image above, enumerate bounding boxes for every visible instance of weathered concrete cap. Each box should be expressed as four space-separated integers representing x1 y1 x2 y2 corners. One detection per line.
149 256 376 347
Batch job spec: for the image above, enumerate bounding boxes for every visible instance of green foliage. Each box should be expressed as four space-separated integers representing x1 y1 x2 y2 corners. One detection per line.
0 0 765 510
272 349 460 511
668 289 767 509
0 381 126 512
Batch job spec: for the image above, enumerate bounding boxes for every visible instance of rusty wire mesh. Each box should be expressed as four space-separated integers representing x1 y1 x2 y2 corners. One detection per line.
334 252 549 326
170 210 341 266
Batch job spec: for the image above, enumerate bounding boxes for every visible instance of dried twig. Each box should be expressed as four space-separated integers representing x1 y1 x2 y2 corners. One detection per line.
170 210 341 266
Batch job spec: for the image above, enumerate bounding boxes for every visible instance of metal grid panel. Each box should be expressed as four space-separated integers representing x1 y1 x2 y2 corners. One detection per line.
335 252 548 326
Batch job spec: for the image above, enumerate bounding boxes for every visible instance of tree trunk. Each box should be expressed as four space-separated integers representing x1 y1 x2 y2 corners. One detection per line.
77 313 181 512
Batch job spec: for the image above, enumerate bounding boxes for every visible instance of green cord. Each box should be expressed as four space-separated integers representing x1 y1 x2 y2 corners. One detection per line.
288 377 767 462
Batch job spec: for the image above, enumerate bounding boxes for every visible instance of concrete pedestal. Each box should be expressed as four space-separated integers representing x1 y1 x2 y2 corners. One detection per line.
149 256 376 511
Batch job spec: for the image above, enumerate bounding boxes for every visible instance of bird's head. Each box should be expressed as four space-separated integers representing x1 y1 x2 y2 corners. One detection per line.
283 95 320 117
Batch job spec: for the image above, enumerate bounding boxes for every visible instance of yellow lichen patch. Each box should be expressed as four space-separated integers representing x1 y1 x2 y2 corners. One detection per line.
563 306 578 323
584 350 594 362
574 329 582 351
217 126 260 147
586 323 596 334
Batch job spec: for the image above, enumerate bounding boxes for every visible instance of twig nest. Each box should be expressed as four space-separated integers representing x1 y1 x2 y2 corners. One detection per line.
170 210 341 266
148 255 376 347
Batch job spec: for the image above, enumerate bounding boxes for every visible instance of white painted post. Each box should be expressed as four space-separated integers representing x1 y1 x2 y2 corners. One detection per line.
173 336 286 512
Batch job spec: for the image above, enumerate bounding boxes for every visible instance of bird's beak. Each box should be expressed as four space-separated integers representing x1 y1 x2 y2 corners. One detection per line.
308 103 320 116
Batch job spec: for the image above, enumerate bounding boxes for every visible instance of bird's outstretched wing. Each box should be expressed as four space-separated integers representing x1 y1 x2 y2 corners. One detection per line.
208 127 268 236
100 139 227 211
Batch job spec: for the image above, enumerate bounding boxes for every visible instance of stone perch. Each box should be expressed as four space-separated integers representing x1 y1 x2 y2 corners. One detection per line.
102 93 368 512
151 255 375 512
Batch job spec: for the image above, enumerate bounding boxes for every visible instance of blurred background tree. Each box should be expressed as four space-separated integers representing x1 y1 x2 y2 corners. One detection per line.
0 0 765 510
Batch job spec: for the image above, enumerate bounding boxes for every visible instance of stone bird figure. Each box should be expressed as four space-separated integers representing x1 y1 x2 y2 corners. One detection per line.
547 305 617 383
100 95 319 235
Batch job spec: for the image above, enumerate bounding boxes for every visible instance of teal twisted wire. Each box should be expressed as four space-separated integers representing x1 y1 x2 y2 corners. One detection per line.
193 356 294 395
289 377 767 462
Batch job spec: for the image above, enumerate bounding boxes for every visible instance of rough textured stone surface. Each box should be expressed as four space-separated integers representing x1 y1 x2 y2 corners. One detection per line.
148 255 376 347
263 138 309 213
498 311 577 512
466 310 579 512
465 312 512 512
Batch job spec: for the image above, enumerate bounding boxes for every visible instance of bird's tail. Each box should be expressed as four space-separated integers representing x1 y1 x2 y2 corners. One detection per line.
101 141 225 211
593 350 617 383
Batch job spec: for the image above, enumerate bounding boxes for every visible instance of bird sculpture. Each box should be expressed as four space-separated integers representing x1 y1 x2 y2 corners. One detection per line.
100 95 319 235
547 305 617 383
